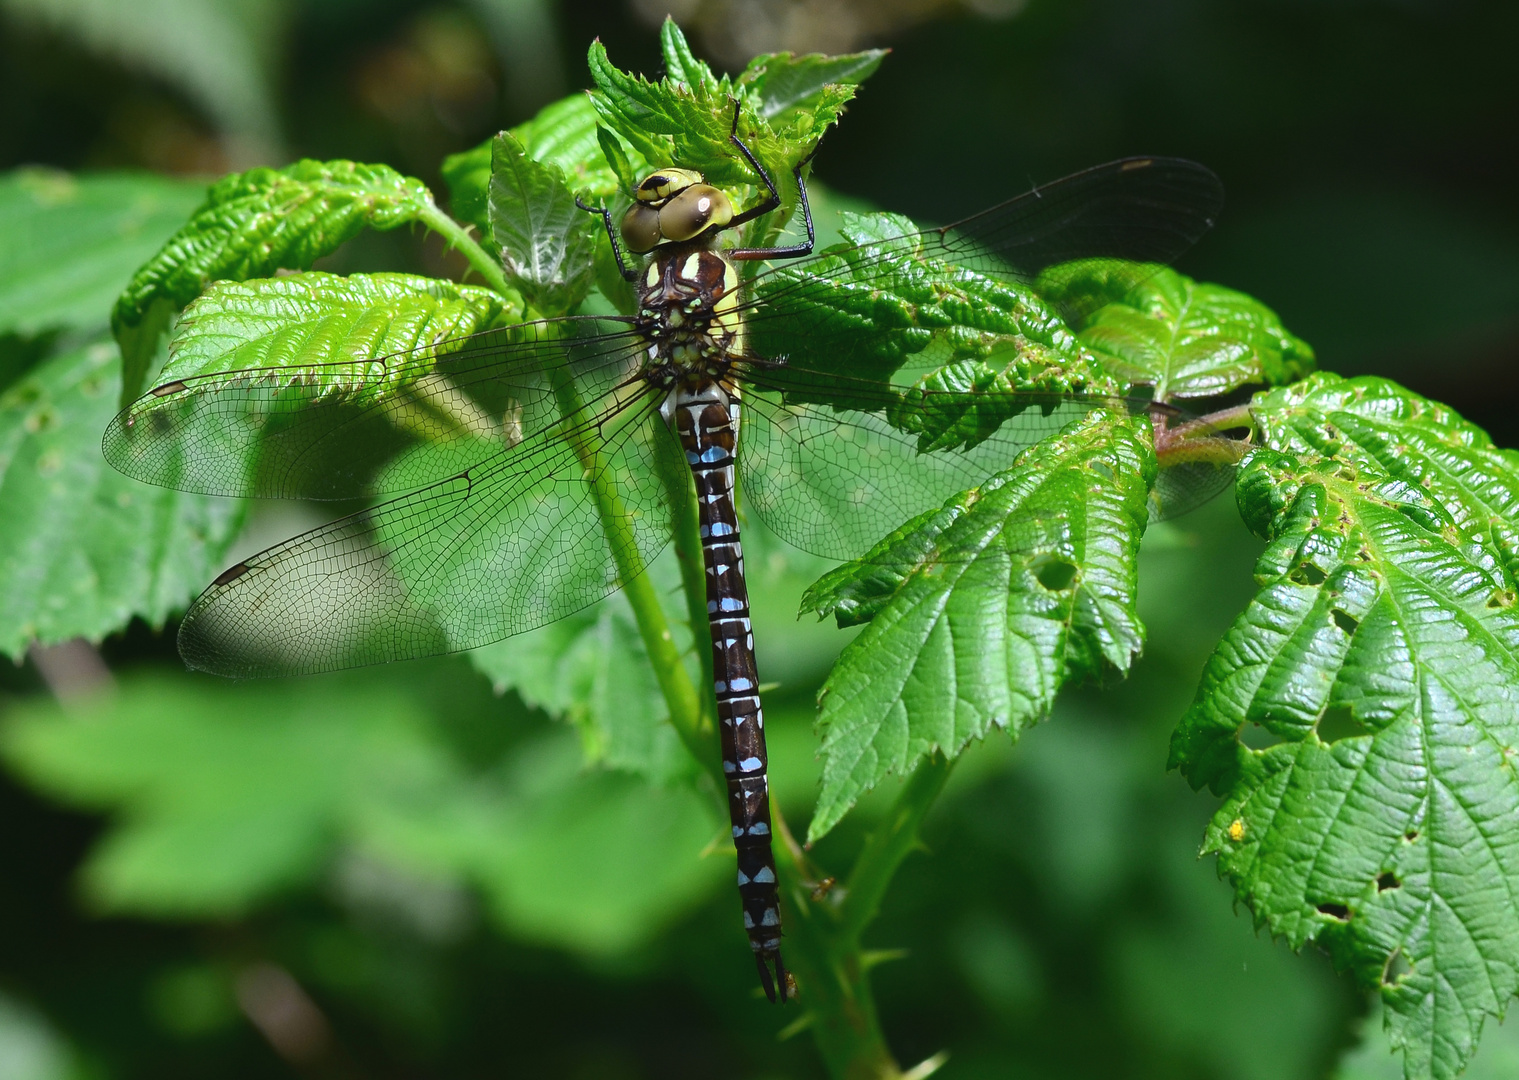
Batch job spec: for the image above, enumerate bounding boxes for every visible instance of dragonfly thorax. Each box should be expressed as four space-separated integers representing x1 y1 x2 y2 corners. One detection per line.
638 244 747 384
622 168 736 254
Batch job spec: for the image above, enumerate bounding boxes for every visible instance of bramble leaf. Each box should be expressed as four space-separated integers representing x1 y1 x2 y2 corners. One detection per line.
111 159 441 402
806 408 1154 840
102 271 516 500
754 211 1113 416
489 133 597 316
442 93 636 239
1039 264 1315 399
0 341 244 659
587 19 861 225
0 169 204 341
468 552 697 786
739 47 887 120
160 271 514 387
1171 373 1519 1080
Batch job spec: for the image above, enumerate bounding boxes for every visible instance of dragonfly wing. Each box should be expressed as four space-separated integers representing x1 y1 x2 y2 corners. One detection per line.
738 375 1244 557
179 387 681 676
104 316 647 499
736 158 1223 374
738 381 1117 562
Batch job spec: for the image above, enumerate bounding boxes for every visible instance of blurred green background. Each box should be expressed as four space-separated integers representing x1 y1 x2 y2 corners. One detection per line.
1 1 1517 1077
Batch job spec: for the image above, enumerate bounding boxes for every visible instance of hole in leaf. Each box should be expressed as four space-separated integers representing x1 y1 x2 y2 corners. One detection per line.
1404 829 1419 842
1376 872 1400 892
1090 461 1115 480
1239 723 1284 751
1289 562 1328 586
1317 705 1368 744
1382 948 1412 986
1331 609 1359 635
1033 557 1077 592
1317 903 1351 921
1488 589 1516 610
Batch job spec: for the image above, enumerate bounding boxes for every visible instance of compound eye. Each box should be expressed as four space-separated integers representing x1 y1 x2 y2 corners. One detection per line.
659 184 733 242
634 168 702 204
621 203 663 253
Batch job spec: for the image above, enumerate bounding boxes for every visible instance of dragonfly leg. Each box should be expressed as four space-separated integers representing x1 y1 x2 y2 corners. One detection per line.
575 195 638 281
725 99 817 262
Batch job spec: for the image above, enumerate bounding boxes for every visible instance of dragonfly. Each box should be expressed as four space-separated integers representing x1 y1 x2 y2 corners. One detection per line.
103 105 1233 1003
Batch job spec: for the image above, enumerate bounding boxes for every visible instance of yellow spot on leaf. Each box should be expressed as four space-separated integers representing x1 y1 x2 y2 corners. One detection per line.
1228 818 1246 842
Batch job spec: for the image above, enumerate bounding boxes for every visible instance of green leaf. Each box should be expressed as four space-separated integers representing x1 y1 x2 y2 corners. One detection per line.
0 671 724 954
442 92 635 240
381 735 723 955
162 270 513 389
0 340 244 658
104 272 515 499
1170 375 1519 1080
488 132 597 316
0 169 205 340
738 47 887 120
657 15 720 96
111 159 441 401
0 673 451 915
755 211 1107 413
806 408 1154 841
1249 374 1519 583
1336 1000 1519 1080
468 552 696 786
586 20 852 221
1041 264 1316 399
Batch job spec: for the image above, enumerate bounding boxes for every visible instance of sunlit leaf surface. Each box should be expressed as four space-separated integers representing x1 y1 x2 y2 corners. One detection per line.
805 408 1154 840
0 169 204 339
0 341 243 658
1172 374 1519 1080
1042 264 1316 399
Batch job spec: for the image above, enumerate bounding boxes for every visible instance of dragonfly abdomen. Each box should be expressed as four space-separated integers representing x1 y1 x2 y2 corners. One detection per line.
672 381 789 1003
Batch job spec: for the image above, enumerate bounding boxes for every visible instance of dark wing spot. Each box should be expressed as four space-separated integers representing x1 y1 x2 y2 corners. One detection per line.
213 563 251 586
1120 158 1154 171
150 380 189 397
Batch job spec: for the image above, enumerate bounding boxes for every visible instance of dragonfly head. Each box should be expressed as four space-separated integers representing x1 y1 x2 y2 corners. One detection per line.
623 168 735 253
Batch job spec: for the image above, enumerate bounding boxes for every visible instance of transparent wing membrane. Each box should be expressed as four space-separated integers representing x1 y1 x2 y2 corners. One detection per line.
179 388 679 676
739 157 1225 338
738 378 1238 562
104 316 646 499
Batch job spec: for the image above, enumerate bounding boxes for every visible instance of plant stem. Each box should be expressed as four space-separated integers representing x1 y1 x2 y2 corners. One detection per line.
837 752 955 947
549 376 710 769
418 203 516 300
770 810 902 1080
770 754 958 1080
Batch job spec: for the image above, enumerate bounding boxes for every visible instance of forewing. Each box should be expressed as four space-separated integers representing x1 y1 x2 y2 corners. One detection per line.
103 316 647 499
179 387 681 676
738 157 1221 329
